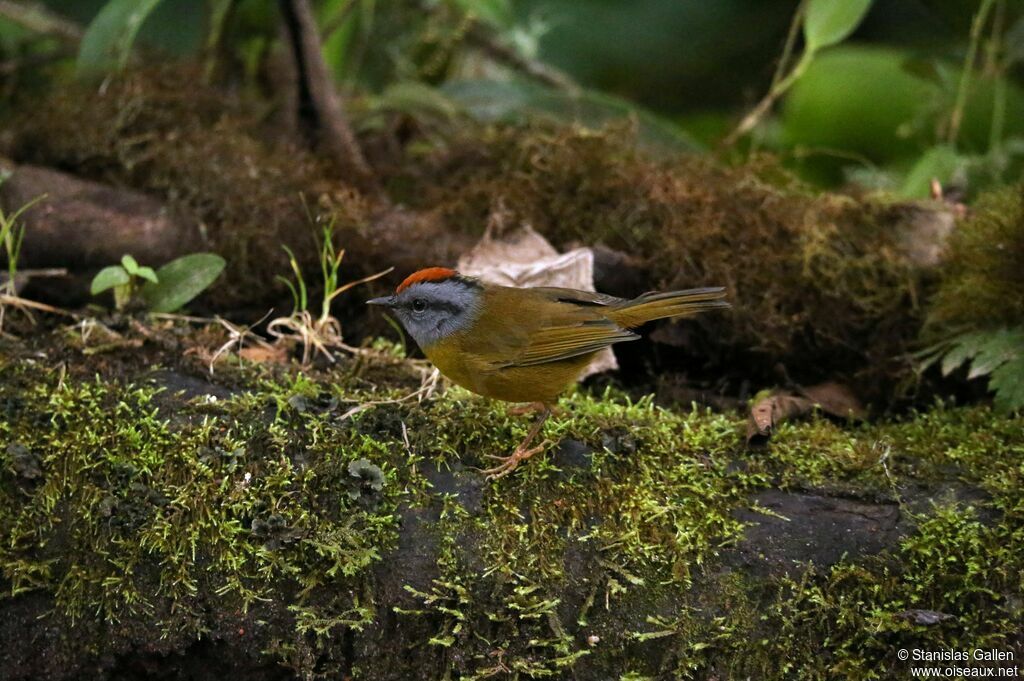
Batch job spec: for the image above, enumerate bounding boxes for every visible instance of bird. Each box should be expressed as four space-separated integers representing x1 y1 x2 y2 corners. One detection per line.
367 267 729 479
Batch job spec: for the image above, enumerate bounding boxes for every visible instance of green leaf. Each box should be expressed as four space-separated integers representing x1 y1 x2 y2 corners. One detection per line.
75 0 165 78
899 145 964 199
204 0 234 58
140 253 225 313
970 328 1024 377
368 82 459 121
803 0 874 54
120 254 140 275
90 265 130 295
935 328 1024 413
135 266 158 284
940 333 982 377
990 355 1024 413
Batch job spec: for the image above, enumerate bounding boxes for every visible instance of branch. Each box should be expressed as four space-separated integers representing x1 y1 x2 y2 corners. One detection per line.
278 0 376 191
721 0 807 149
464 23 577 92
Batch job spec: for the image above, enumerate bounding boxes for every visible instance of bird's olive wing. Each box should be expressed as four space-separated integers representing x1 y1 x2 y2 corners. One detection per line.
460 285 636 371
529 287 626 307
496 319 639 368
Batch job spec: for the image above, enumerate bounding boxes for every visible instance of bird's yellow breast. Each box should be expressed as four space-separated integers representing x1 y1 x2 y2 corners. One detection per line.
423 338 592 404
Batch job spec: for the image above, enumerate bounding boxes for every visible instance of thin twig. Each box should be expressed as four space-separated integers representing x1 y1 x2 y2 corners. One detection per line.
82 338 144 355
321 0 359 41
205 311 276 373
721 0 808 148
464 23 577 92
415 0 577 92
0 293 75 316
948 0 996 145
337 367 441 421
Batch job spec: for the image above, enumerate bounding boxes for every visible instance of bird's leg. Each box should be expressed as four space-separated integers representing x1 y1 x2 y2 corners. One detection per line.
507 401 547 416
507 402 564 417
481 405 553 480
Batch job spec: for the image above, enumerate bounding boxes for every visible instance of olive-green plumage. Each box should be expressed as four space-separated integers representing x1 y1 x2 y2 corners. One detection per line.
368 269 728 478
422 284 729 404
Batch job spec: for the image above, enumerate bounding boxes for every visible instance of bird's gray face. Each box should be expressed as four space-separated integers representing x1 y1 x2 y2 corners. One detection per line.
367 278 482 349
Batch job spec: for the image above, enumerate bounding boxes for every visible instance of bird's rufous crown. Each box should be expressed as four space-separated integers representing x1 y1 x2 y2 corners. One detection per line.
396 267 459 293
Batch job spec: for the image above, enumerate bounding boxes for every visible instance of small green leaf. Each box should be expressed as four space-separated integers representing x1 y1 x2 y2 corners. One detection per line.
135 266 158 284
970 328 1024 377
90 265 130 295
140 253 225 313
76 0 165 78
937 328 1024 413
990 355 1024 413
803 0 874 54
369 82 459 121
940 334 980 377
121 254 140 275
899 145 963 199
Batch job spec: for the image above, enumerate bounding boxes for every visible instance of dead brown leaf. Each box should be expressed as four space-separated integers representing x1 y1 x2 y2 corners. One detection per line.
796 381 867 420
747 382 865 446
239 345 290 364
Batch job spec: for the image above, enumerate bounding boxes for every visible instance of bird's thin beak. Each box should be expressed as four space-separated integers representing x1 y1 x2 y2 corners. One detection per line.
366 296 394 307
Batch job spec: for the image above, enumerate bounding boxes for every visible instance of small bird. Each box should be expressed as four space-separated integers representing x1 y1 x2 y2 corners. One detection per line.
368 268 728 479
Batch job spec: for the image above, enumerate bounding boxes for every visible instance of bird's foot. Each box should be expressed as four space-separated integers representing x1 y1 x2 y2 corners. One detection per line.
507 402 547 416
507 403 563 417
481 440 553 480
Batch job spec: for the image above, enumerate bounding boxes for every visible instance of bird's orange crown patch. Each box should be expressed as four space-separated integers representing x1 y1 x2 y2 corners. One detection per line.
396 267 459 293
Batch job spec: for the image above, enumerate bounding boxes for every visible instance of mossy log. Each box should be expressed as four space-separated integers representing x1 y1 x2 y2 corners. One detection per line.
0 329 1021 680
1 69 963 404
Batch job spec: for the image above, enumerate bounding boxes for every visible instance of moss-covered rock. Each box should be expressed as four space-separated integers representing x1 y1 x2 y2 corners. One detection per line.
929 183 1024 330
0 328 1020 680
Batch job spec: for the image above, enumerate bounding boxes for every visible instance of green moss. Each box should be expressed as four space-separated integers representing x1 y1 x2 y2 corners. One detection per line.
8 75 930 395
1 337 1021 678
403 123 928 399
725 503 1022 680
4 66 371 308
930 183 1024 330
0 355 413 655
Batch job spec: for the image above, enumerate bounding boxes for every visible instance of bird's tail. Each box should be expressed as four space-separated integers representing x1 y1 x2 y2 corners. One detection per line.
609 287 729 328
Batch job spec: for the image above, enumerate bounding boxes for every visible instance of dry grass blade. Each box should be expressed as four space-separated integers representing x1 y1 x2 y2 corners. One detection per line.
324 266 394 305
267 309 342 365
0 293 76 334
268 264 393 366
337 367 442 421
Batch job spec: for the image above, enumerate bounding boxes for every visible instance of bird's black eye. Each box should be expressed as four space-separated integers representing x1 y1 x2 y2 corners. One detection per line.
411 298 427 313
